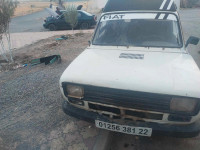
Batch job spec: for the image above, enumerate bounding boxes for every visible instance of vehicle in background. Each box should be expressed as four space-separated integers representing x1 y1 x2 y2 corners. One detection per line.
43 9 97 31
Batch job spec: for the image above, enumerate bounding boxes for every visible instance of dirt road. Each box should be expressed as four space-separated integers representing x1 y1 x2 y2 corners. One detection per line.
10 10 48 33
0 33 104 150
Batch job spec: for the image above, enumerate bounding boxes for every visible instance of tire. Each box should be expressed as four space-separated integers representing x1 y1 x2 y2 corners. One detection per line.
80 22 89 29
49 24 56 31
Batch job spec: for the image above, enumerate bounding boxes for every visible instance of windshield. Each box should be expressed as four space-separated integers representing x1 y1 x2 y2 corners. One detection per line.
81 10 92 16
93 13 182 48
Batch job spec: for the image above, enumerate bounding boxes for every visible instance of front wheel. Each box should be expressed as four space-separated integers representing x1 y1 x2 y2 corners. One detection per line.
80 22 89 29
49 24 56 31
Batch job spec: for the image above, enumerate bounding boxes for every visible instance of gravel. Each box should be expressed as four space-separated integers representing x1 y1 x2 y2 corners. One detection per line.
0 33 99 150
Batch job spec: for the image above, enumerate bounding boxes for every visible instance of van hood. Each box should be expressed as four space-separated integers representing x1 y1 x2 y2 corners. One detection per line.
60 48 200 98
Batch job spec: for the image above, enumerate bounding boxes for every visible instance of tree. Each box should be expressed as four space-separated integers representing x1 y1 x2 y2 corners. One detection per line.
187 0 199 7
64 5 78 33
0 0 17 63
181 0 199 8
51 0 65 9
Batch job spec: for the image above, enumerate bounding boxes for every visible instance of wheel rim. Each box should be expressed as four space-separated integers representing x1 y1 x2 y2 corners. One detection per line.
81 23 89 29
49 24 56 31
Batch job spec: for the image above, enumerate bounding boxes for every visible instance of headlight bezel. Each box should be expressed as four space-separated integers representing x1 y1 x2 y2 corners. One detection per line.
170 96 200 115
62 83 84 99
67 85 84 99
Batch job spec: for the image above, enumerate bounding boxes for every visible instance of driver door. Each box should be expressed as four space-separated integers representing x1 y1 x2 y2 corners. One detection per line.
56 14 71 30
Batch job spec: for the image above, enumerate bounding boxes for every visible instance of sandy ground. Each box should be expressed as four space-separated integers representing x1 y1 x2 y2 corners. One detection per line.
0 31 92 72
0 33 103 150
14 2 53 17
14 0 102 17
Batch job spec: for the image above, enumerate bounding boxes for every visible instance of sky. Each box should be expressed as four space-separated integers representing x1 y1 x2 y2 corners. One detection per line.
95 0 107 8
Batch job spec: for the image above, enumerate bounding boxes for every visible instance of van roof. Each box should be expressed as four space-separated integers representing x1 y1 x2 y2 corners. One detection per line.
103 0 177 12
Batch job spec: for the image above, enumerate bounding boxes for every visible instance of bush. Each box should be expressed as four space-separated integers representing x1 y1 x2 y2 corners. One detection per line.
0 0 17 62
64 5 78 32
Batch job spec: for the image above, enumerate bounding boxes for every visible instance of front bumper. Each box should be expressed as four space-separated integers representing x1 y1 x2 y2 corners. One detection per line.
62 101 200 138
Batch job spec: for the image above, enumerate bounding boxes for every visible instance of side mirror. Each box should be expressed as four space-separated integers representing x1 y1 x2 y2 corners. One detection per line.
186 36 199 47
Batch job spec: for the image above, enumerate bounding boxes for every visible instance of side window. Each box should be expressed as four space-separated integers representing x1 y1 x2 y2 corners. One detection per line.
78 13 81 18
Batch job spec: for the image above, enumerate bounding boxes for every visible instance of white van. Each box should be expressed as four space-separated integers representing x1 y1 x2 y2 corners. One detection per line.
60 0 200 137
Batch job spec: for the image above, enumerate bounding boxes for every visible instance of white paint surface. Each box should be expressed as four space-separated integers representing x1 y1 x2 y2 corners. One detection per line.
60 46 200 98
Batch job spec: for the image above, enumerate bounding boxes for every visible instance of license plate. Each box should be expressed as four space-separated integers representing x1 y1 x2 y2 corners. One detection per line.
95 120 152 137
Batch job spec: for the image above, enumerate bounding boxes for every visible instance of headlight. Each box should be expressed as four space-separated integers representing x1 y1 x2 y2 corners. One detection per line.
170 97 198 113
66 85 84 99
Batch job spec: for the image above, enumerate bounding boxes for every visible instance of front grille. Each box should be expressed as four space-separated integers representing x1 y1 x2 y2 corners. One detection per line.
83 85 172 113
88 102 163 120
88 103 120 114
125 110 163 120
168 115 191 122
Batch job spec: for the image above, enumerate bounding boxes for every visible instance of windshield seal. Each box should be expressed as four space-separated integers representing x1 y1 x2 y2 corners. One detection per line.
92 12 183 49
